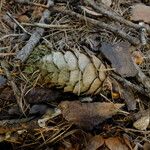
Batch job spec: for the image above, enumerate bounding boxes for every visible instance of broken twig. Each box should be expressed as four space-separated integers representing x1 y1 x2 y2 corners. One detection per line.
86 0 150 34
15 0 54 62
21 22 70 29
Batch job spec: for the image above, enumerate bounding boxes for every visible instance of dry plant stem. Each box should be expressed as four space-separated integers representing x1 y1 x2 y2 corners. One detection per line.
15 0 54 62
0 34 24 41
21 22 69 29
1 61 23 111
0 117 38 134
53 7 140 45
0 53 15 57
86 0 150 34
111 73 150 97
6 12 30 34
15 0 50 8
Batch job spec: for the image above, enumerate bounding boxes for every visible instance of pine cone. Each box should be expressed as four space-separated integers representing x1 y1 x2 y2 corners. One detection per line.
39 50 107 95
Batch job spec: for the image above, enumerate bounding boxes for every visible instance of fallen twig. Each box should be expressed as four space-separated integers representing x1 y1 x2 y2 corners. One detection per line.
15 0 50 8
111 73 150 98
53 7 140 45
0 34 24 41
0 53 15 57
86 0 150 34
6 12 30 35
21 22 70 29
15 0 54 62
1 61 24 112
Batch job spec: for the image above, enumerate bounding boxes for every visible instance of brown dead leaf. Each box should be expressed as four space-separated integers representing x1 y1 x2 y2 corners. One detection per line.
100 42 137 77
130 4 150 23
59 101 124 129
17 15 30 23
32 7 44 20
105 137 129 150
133 114 150 130
86 135 104 150
144 142 150 150
132 51 144 65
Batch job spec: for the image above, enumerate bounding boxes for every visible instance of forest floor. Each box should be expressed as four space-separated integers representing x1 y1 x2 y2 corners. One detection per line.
0 0 150 149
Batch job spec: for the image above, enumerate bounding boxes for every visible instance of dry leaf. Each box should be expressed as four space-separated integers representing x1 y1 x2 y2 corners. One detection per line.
143 142 150 150
130 4 150 23
100 42 137 77
32 7 44 20
86 135 104 150
59 101 124 129
132 51 144 65
105 137 129 150
17 15 30 23
133 114 150 130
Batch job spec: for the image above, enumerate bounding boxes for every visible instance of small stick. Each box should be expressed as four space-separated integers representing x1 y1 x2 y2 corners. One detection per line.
15 0 50 8
0 53 15 57
53 7 140 45
21 22 70 29
1 61 24 112
6 12 30 35
15 0 54 62
0 33 24 41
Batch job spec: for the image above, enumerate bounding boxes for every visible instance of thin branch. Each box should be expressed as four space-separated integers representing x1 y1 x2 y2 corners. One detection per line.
21 22 70 29
15 0 54 62
0 53 15 57
1 61 23 112
6 12 30 35
0 33 24 41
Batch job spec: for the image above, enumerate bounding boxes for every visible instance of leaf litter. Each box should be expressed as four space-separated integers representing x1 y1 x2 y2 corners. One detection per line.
0 0 150 149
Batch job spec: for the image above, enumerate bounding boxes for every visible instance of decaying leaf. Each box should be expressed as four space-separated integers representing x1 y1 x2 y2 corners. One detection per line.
86 135 104 150
133 113 150 130
132 51 144 65
130 4 150 23
59 101 124 129
17 15 30 23
100 42 137 77
144 142 150 150
105 137 129 150
39 50 107 95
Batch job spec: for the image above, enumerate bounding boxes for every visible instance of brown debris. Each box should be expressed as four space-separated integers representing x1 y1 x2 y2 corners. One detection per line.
59 101 124 129
86 135 105 150
130 4 150 23
105 137 129 150
100 42 137 77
